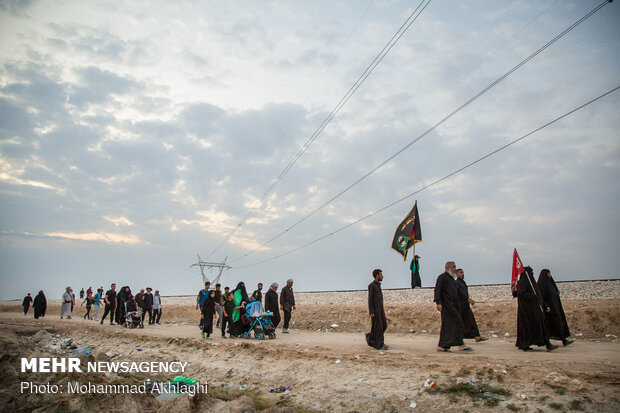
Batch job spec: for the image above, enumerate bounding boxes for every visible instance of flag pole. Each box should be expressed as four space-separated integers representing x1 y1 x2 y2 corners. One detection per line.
524 270 545 314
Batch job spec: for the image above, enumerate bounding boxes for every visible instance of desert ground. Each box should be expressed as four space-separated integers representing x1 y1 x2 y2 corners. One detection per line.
1 281 619 412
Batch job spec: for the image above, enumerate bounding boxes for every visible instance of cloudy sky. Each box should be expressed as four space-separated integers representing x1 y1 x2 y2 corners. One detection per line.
0 0 618 300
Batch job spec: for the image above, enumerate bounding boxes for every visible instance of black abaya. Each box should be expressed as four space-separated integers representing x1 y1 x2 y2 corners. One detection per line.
265 289 281 328
537 269 570 341
434 272 464 348
515 270 550 350
202 297 215 336
33 292 47 319
456 277 480 339
366 280 387 349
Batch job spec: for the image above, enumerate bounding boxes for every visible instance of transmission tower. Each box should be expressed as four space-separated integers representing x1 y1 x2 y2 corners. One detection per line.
191 254 231 285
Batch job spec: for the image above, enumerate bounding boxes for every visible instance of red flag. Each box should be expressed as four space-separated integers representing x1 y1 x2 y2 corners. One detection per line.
512 249 524 287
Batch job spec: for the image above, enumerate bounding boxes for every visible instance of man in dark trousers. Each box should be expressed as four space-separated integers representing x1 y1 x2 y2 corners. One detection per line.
456 268 487 343
434 261 471 352
22 293 33 315
135 289 145 309
265 282 281 328
410 255 421 288
100 283 117 325
366 269 391 350
537 269 573 346
196 282 211 330
514 266 558 351
252 283 263 304
142 287 154 324
221 292 235 338
280 279 296 333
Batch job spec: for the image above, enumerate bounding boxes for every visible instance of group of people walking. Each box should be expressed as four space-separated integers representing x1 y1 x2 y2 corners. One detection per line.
367 261 572 353
196 279 296 340
22 263 573 354
98 284 163 326
513 266 573 351
433 261 488 352
22 291 47 319
22 284 164 327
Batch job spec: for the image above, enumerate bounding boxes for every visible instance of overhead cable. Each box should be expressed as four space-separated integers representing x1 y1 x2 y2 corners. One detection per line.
231 0 612 263
233 85 619 268
205 0 432 260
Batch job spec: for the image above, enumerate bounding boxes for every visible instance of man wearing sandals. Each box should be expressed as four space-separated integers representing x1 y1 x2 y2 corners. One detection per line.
434 261 472 352
456 268 488 343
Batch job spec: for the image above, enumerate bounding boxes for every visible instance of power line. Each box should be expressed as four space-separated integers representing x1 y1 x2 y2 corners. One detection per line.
323 0 561 195
205 0 432 260
233 85 619 269
453 0 561 90
231 0 612 263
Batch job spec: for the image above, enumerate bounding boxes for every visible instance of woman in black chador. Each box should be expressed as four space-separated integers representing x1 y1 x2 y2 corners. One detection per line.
201 290 216 339
410 255 421 289
537 269 573 346
514 266 558 352
116 286 131 326
33 290 47 319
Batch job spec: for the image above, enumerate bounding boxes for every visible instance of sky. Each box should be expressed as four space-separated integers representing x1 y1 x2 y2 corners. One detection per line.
0 0 618 300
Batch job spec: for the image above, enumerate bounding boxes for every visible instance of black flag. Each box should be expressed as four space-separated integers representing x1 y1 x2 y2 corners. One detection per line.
391 201 422 261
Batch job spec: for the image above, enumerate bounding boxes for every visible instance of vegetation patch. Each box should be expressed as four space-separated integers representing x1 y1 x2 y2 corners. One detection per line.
428 379 510 405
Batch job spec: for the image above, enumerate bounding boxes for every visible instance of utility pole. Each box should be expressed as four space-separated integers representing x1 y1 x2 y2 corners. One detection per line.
190 254 231 285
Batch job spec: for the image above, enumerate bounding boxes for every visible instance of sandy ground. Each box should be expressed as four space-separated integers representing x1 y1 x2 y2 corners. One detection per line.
1 305 619 413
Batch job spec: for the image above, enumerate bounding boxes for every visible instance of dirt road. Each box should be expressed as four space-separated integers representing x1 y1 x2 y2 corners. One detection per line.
2 312 619 412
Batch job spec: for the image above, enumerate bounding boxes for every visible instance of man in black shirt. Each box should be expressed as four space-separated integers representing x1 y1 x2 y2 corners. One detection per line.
22 293 33 315
252 283 263 304
135 289 145 309
100 283 117 325
280 279 296 333
142 287 154 324
221 292 235 338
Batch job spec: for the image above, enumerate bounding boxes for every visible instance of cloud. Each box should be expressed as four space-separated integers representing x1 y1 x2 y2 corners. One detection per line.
68 66 141 107
43 231 141 245
0 0 617 299
0 171 62 191
177 209 270 252
0 0 37 15
103 215 133 226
